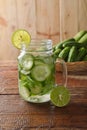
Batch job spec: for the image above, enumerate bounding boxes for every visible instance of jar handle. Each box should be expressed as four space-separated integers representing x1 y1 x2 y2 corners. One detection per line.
55 58 67 87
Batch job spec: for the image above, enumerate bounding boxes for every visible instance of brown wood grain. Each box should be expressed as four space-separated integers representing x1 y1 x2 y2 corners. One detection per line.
0 93 87 129
79 0 87 30
0 61 87 129
36 0 60 44
0 0 87 60
56 61 87 73
0 0 19 60
60 0 78 40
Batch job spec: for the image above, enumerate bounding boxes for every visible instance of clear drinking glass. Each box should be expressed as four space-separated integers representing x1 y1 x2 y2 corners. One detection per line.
18 39 67 103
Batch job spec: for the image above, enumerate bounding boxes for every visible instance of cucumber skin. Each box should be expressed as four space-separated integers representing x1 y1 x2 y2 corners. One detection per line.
63 40 77 48
58 47 71 61
53 48 61 59
74 30 87 41
54 48 61 55
76 47 87 61
53 30 87 62
68 46 77 62
54 38 75 50
78 33 87 44
63 40 87 48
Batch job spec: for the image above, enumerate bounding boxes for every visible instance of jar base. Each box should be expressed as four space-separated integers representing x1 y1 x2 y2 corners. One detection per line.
21 93 50 103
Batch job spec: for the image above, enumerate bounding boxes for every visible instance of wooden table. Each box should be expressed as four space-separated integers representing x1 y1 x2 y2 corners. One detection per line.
0 61 87 130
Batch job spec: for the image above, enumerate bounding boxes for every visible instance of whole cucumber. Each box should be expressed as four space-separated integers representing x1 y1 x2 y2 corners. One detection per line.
76 47 87 61
54 38 75 50
58 47 71 61
68 46 77 62
74 30 87 41
53 48 61 59
78 33 87 44
54 48 61 55
63 40 77 48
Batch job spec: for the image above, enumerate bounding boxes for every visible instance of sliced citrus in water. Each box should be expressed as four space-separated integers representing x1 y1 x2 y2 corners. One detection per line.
11 29 31 49
50 86 70 107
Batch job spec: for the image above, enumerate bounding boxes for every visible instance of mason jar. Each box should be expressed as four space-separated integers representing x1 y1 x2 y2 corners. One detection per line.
18 39 67 103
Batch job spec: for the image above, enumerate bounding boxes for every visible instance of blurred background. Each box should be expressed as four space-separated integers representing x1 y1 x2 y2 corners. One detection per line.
0 0 87 60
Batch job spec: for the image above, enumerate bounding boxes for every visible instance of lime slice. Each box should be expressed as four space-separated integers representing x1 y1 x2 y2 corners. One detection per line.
50 86 70 107
11 29 31 49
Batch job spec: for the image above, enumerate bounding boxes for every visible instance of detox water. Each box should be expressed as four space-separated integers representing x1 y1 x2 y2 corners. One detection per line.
18 40 55 103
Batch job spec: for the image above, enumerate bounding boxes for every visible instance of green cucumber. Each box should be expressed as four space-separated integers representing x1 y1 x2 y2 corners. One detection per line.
54 48 61 55
63 40 77 48
31 64 51 81
74 30 87 41
53 48 61 58
78 33 87 45
54 38 75 50
76 47 87 61
54 41 64 49
58 47 71 61
68 46 77 62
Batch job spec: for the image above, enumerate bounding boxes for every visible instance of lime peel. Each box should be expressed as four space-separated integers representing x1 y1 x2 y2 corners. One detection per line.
50 86 70 107
11 29 31 49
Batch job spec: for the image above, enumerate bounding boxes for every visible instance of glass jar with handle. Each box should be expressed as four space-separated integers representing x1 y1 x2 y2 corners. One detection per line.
18 39 67 103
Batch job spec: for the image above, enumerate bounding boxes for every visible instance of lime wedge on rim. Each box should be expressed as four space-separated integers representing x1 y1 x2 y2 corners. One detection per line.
11 29 31 49
50 86 70 107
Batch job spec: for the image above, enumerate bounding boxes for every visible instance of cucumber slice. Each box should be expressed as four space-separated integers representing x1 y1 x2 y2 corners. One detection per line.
30 82 43 95
34 59 44 65
19 86 30 100
31 64 51 81
21 69 31 75
43 56 54 64
19 54 34 70
23 60 33 70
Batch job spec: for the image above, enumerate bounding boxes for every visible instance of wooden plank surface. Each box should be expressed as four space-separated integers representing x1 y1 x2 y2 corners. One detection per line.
79 0 87 30
60 0 78 40
16 0 36 38
36 0 60 44
0 0 19 60
0 0 87 60
0 61 87 129
0 91 86 129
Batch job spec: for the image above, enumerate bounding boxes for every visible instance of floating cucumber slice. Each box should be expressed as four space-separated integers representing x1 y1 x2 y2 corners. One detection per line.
31 64 51 82
21 69 31 75
19 54 34 70
34 59 44 65
19 86 30 100
30 82 43 95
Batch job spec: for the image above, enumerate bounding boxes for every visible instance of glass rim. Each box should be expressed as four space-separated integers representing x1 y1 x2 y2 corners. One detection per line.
21 39 53 52
29 38 52 46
